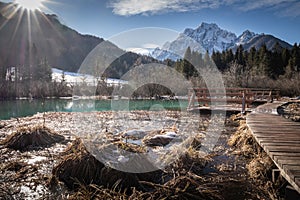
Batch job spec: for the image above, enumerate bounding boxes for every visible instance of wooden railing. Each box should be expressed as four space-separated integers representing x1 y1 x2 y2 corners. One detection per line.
187 88 280 112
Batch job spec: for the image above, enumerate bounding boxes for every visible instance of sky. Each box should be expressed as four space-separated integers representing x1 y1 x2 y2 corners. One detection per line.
2 0 300 48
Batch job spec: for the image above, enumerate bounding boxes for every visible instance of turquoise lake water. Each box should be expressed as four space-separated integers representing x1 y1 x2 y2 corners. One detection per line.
0 99 188 120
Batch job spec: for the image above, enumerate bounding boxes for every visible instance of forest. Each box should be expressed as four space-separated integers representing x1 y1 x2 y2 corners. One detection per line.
173 43 300 96
0 42 299 99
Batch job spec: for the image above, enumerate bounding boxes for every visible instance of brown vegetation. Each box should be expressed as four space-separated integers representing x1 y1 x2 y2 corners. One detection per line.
0 125 64 151
50 136 225 199
278 102 300 122
228 114 284 199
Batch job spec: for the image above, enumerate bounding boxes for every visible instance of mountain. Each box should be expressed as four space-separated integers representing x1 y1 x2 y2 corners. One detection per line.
152 22 292 61
0 2 160 78
0 2 104 72
236 30 257 46
235 33 292 52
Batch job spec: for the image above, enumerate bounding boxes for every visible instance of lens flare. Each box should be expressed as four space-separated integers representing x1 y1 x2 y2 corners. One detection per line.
15 0 44 11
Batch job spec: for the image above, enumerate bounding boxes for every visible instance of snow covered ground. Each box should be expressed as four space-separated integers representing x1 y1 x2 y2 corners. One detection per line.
52 68 127 86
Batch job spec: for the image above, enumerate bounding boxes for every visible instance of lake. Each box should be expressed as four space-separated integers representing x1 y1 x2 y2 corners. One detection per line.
0 99 188 120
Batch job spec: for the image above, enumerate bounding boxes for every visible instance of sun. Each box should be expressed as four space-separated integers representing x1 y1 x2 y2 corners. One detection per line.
15 0 45 11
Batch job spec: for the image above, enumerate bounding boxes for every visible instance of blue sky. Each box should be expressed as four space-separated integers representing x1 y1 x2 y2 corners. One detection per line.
2 0 300 46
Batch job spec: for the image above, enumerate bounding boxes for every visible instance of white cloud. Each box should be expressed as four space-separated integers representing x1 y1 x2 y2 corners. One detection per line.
109 0 230 16
276 1 300 17
108 0 300 18
239 0 293 11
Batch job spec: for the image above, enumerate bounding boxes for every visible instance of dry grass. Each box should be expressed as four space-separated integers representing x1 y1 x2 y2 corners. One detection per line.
247 154 274 180
141 175 222 200
51 138 162 193
228 119 260 158
0 125 64 151
167 147 211 176
51 138 105 189
228 114 282 199
113 140 146 153
247 154 279 200
50 134 221 199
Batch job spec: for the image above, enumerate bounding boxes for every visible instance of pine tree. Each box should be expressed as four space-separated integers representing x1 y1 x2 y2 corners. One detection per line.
235 45 245 65
34 58 52 81
180 47 196 79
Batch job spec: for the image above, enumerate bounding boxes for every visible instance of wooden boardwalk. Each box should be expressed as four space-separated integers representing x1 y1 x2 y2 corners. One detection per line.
246 102 300 194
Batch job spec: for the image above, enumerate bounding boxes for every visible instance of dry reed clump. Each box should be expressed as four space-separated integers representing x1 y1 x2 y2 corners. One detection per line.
140 174 222 200
286 103 300 122
228 120 260 158
247 153 274 181
247 153 280 199
287 103 299 111
226 113 245 127
0 125 65 151
51 138 105 190
51 138 162 193
113 140 146 153
51 137 217 199
170 148 210 175
68 184 130 200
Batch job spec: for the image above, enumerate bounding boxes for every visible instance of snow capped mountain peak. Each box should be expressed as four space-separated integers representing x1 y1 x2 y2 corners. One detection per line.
199 22 219 29
236 30 257 45
151 22 290 61
152 22 238 60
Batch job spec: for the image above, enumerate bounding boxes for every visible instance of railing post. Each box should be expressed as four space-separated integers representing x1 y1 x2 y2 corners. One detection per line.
187 90 195 110
241 90 246 114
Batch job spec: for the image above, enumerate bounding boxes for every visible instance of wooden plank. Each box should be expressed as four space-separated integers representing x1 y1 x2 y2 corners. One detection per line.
253 133 299 136
255 135 300 139
261 142 300 148
283 165 300 171
254 132 300 135
273 155 300 164
248 122 300 125
248 125 300 128
289 170 300 178
252 126 300 129
277 159 300 166
270 152 300 158
258 139 300 143
265 146 300 153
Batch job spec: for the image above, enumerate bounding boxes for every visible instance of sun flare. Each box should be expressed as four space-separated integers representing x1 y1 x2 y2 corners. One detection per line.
15 0 45 11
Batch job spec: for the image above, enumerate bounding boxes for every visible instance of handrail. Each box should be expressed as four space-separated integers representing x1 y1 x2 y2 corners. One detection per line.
187 88 280 113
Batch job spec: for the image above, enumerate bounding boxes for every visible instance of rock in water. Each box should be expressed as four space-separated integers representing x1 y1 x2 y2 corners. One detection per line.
0 125 64 151
143 132 178 147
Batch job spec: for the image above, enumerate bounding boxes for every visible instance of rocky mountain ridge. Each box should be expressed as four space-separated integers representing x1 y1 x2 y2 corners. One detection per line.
152 22 292 61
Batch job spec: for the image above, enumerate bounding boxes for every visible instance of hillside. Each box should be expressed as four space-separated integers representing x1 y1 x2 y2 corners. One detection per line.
0 2 104 72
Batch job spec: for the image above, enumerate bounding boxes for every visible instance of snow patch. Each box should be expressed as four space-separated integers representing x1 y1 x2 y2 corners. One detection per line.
52 68 127 86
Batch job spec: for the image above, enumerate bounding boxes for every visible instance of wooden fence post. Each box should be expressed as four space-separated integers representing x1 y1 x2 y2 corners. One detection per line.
241 90 246 114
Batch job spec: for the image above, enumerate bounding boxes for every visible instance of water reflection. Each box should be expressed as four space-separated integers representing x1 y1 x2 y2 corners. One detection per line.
0 99 187 120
